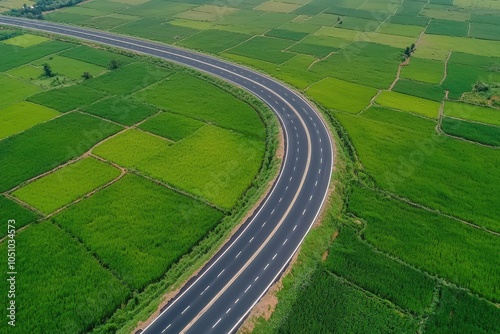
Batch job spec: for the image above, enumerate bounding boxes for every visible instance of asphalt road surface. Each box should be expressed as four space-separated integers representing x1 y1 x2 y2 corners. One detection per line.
0 15 334 334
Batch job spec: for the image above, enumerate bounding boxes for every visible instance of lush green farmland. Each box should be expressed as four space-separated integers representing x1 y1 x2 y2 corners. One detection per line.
0 112 122 192
400 58 445 84
178 29 251 54
1 33 49 47
348 186 500 302
227 36 295 64
0 101 59 139
0 40 72 71
441 117 500 146
60 45 133 67
392 79 446 102
139 111 204 141
271 269 419 334
0 74 42 109
326 226 435 315
28 85 108 112
82 96 158 126
54 174 224 290
31 54 107 80
444 101 500 126
0 222 130 334
135 73 266 140
13 157 121 214
375 91 441 119
0 195 39 237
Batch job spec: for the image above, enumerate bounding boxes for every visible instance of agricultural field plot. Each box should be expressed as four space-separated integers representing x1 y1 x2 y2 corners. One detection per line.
0 101 59 140
417 34 500 59
393 79 446 102
375 90 441 119
113 19 199 44
93 129 172 169
60 45 133 67
310 42 402 89
348 186 500 302
0 40 73 71
441 117 500 146
1 33 49 47
444 101 500 126
0 195 38 237
275 269 419 334
469 22 500 41
44 11 95 25
12 157 121 214
31 54 107 80
0 0 34 12
376 22 424 38
135 72 266 140
334 110 500 232
226 36 295 64
254 1 300 13
400 57 445 84
138 111 204 141
177 29 251 54
424 286 500 334
306 77 378 113
82 96 158 126
28 85 108 112
264 28 309 41
326 226 436 315
442 62 500 100
0 112 122 192
0 222 130 334
54 174 224 290
425 19 469 37
83 62 172 95
0 74 42 109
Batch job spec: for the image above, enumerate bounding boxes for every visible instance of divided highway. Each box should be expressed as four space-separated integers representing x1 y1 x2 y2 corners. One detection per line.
0 16 334 334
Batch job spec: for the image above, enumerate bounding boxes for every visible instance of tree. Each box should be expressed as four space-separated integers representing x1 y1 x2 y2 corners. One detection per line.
82 71 92 80
473 81 490 93
403 47 411 58
42 63 55 77
108 59 121 70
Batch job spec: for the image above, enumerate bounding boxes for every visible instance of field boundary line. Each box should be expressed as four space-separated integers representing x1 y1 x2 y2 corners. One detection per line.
439 51 451 85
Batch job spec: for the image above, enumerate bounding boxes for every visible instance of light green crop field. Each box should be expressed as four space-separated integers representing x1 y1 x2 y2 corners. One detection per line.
0 74 42 109
139 111 204 141
400 57 445 84
307 77 378 113
13 157 121 214
0 101 59 139
376 90 441 119
32 55 107 80
2 33 49 47
444 101 500 126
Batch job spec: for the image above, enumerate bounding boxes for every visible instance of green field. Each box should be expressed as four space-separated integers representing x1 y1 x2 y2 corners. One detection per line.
82 96 158 126
0 74 42 109
326 226 435 315
28 85 108 112
400 58 445 84
2 33 49 47
0 101 59 139
0 40 73 71
31 54 107 80
0 112 122 192
0 195 38 237
376 91 441 119
392 79 446 102
0 222 130 333
54 174 224 289
138 111 204 141
13 157 121 214
441 117 500 146
227 36 295 64
444 101 500 126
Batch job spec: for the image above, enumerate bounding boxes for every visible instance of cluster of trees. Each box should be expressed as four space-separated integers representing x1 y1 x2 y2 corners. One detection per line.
6 0 84 18
403 43 416 60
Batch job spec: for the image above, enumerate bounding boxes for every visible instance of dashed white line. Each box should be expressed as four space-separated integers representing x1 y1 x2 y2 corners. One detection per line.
271 209 275 214
319 169 321 174
254 276 259 282
249 237 254 243
226 308 231 314
285 185 289 190
162 324 171 333
264 263 269 270
293 225 297 231
212 318 222 329
309 195 313 200
217 269 225 277
244 285 252 293
283 239 288 245
279 197 282 202
289 177 293 181
235 251 241 259
315 181 318 186
235 298 239 304
181 306 190 315
272 253 277 260
302 209 307 215
200 285 209 295
262 222 266 227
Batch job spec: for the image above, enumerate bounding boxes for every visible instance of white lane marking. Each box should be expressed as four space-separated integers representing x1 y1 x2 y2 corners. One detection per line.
293 126 297 130
293 166 296 171
271 209 275 214
226 308 231 314
200 285 210 295
285 185 289 190
321 158 323 164
181 306 190 315
249 237 254 243
264 263 269 270
292 98 296 101
262 222 266 227
279 197 282 202
217 269 225 277
235 298 240 304
235 251 242 259
313 122 317 127
244 285 252 293
319 138 322 143
212 318 222 329
255 276 259 282
321 148 323 153
162 324 171 333
296 157 298 161
293 225 297 231
302 209 307 215
309 116 313 120
272 254 277 260
290 119 294 123
289 177 293 181
297 148 299 153
309 195 313 201
319 169 321 174
283 239 288 245
315 181 318 186
282 107 286 111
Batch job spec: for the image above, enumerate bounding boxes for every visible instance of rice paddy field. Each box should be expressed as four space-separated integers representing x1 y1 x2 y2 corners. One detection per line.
0 31 272 334
1 0 500 332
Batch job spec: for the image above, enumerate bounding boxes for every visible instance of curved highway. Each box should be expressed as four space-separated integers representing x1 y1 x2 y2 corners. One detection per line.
0 15 334 334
